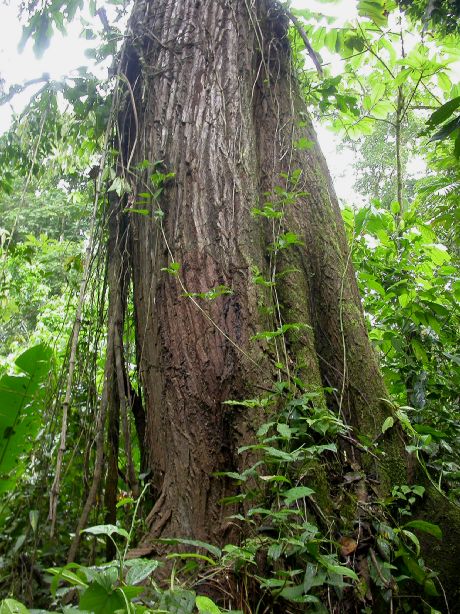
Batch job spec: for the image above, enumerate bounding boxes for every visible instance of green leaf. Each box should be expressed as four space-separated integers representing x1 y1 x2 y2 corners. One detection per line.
411 339 428 364
360 273 385 296
81 524 129 539
79 582 125 614
357 0 389 26
394 68 412 87
455 131 460 158
372 100 393 119
29 510 39 533
428 96 460 127
283 486 315 505
398 293 411 308
430 116 460 142
318 556 359 580
47 566 88 596
262 446 296 461
0 344 53 494
293 137 314 150
437 72 452 93
195 596 222 614
167 552 217 565
401 529 420 555
390 201 400 215
401 554 429 586
126 208 150 215
158 538 221 558
15 343 53 379
403 520 442 539
161 261 181 276
259 474 290 483
158 589 196 614
118 585 144 600
424 244 450 266
276 423 292 439
125 559 160 585
33 13 53 58
0 599 30 614
381 416 394 434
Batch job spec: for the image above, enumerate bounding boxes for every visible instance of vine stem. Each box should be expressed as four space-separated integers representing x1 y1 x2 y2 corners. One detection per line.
48 77 122 537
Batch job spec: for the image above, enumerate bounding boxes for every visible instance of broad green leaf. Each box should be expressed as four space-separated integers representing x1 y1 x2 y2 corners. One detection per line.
437 72 452 93
33 14 53 58
403 520 442 539
398 293 411 308
401 529 421 555
411 339 428 364
394 68 412 87
15 344 53 379
372 100 393 119
79 582 125 614
455 131 460 158
346 116 375 140
126 208 150 215
158 538 221 558
195 596 222 614
381 416 394 434
324 29 338 53
369 81 385 105
276 423 292 439
293 137 314 150
360 273 385 296
29 510 39 533
268 542 283 561
0 599 30 613
82 524 129 539
47 566 88 596
412 425 446 439
428 96 460 127
0 344 53 494
118 585 144 600
424 244 450 266
158 589 196 614
357 0 390 26
262 446 296 461
167 552 217 565
430 116 460 142
318 555 359 580
283 486 315 505
259 474 290 483
125 559 160 585
401 554 429 587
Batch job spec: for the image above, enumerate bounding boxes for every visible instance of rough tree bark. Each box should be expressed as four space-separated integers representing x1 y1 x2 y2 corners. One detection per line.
109 0 460 605
116 0 396 539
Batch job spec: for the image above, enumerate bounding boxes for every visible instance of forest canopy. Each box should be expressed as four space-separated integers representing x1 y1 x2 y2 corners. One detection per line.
0 1 459 613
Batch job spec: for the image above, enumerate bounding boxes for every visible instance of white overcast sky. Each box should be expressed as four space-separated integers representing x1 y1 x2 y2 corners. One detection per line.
0 1 359 203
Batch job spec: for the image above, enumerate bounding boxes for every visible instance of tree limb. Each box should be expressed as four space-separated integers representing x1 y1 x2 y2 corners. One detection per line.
286 11 323 77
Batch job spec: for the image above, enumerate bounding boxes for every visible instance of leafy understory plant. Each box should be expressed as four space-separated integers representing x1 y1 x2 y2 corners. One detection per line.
0 485 226 614
213 380 443 612
0 344 54 498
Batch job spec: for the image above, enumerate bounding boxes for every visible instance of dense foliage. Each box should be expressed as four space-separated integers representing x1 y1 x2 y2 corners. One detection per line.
0 0 459 612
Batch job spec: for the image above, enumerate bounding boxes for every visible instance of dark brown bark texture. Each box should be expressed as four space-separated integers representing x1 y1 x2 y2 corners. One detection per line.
119 0 403 544
116 5 460 602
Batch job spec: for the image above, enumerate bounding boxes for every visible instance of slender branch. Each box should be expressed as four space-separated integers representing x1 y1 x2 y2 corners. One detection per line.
287 11 323 77
357 23 395 79
395 86 404 211
48 72 122 537
0 74 50 106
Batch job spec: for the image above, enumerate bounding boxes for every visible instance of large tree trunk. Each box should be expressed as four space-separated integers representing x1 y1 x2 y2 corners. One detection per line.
113 0 460 606
119 0 402 544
